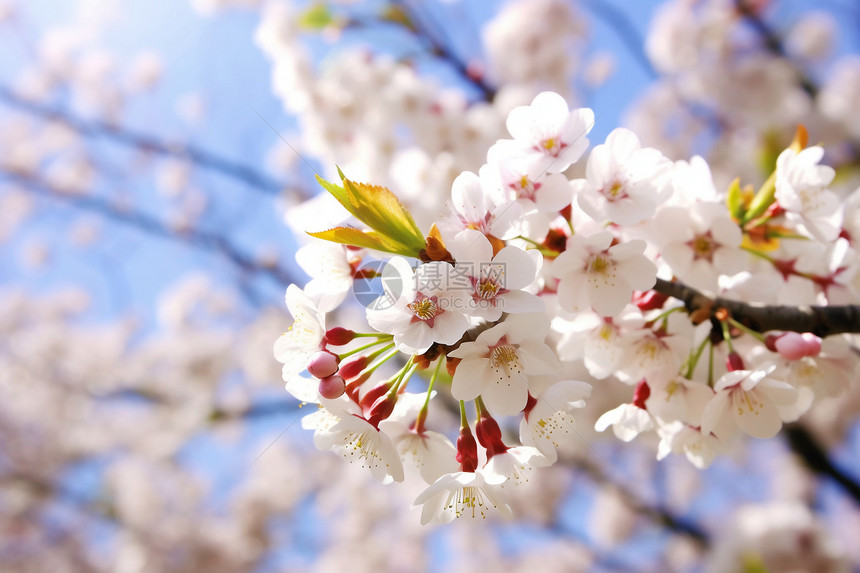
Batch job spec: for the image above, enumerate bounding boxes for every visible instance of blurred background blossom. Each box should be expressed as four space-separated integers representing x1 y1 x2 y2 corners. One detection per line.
2 0 860 571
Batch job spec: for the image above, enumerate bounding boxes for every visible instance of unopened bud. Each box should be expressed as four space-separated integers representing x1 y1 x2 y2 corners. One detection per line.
771 332 822 361
338 355 370 380
476 415 508 459
318 375 346 400
726 351 745 372
366 393 397 428
632 379 651 410
455 426 479 473
325 327 356 345
307 350 340 379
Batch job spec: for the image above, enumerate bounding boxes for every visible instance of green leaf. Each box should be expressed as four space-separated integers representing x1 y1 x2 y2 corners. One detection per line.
313 173 426 256
726 177 745 221
298 3 333 30
308 226 416 256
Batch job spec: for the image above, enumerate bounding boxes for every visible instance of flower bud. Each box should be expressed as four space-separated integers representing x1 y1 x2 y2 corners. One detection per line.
632 379 651 410
726 351 745 372
366 393 397 428
318 375 346 400
476 414 508 459
307 350 340 379
338 355 370 380
324 327 356 345
771 332 822 361
455 426 479 473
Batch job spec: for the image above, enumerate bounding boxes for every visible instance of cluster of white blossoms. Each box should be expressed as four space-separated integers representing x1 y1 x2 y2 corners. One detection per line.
275 89 860 525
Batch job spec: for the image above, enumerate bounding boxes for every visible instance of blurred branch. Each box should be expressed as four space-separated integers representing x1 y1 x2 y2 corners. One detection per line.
0 85 290 195
4 170 298 289
654 277 860 337
386 0 497 101
573 457 710 546
734 0 818 97
784 423 860 505
579 0 658 80
209 399 299 422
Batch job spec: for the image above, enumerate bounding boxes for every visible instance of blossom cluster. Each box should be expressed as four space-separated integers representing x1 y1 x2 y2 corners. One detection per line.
275 89 860 524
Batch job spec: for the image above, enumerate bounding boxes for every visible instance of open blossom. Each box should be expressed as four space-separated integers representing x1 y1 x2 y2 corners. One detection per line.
701 364 801 440
412 470 512 525
775 146 842 242
449 313 560 416
482 445 549 486
520 380 592 463
594 402 654 442
656 421 722 469
551 231 657 317
365 257 470 354
447 228 543 321
437 170 523 243
273 284 326 382
573 127 672 226
313 413 405 484
294 242 355 313
489 91 594 175
650 202 745 292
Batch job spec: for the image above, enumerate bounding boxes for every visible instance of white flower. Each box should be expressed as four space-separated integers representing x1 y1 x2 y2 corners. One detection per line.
700 364 800 440
574 127 672 226
273 285 325 382
775 146 841 242
447 229 543 321
656 421 722 469
365 257 470 354
295 242 355 313
490 91 594 175
652 203 745 292
437 170 523 243
594 403 654 442
314 414 405 484
379 418 458 484
551 231 657 317
482 445 549 486
554 306 643 377
449 313 560 416
412 470 512 525
481 159 573 214
520 380 592 463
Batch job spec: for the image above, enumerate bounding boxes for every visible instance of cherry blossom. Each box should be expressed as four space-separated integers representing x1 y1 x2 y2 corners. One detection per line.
412 470 512 525
365 257 471 354
551 231 657 317
447 228 543 321
448 313 560 416
491 91 594 175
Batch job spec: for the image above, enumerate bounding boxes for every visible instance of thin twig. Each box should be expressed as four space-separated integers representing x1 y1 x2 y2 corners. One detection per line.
0 85 289 195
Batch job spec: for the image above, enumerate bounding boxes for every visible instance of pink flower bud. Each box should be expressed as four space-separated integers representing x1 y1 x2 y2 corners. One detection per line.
338 356 370 380
632 379 651 410
455 426 479 473
318 375 345 400
773 332 822 361
366 393 397 428
726 351 745 372
476 415 508 459
307 350 340 379
325 327 356 345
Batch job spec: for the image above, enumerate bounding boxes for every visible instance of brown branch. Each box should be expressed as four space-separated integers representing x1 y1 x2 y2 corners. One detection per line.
653 277 860 337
